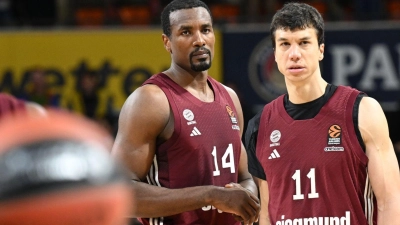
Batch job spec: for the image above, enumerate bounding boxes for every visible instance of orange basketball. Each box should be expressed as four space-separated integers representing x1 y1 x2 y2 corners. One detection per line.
0 110 132 225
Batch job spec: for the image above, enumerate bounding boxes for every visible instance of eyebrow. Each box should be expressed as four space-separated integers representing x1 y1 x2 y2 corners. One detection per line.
178 25 192 30
178 23 212 31
299 36 312 41
277 36 312 42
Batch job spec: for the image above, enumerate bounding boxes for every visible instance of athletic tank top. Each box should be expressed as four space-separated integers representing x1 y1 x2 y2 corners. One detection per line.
256 86 377 225
139 73 242 225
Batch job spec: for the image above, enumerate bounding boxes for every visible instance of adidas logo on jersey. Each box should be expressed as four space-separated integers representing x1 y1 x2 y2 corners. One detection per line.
190 127 201 136
268 149 280 159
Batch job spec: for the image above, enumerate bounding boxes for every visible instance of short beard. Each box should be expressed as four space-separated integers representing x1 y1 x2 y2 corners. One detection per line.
191 61 211 72
190 47 212 72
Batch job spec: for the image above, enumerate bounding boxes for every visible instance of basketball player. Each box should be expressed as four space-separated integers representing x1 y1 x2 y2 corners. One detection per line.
0 110 132 225
111 0 260 224
245 3 400 225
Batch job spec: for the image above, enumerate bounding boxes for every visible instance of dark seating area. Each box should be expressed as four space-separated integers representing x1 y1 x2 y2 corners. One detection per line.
1 0 398 28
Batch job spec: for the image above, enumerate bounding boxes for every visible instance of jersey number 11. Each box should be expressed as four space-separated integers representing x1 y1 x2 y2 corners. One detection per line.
292 168 320 200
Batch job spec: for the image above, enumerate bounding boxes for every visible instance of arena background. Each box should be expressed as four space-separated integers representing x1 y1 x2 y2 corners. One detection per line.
0 30 222 110
1 23 399 141
1 1 400 224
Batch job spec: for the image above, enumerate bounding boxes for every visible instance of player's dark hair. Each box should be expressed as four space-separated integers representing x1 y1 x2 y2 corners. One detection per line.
161 0 212 38
270 2 324 48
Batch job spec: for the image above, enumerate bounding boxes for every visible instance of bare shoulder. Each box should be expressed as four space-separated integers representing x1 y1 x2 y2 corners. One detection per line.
123 84 168 109
358 96 386 124
359 96 382 112
113 83 170 153
119 84 169 122
358 96 389 144
115 84 171 146
221 83 240 103
221 83 242 111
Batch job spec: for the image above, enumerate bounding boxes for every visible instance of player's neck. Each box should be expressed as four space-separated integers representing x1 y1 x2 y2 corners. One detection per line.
164 65 208 84
164 68 214 102
286 78 328 104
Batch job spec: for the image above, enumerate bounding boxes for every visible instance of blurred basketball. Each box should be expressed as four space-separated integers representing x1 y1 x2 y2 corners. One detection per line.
0 110 132 225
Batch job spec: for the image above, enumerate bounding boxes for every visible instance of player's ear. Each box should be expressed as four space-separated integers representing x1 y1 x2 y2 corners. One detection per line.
319 43 324 61
162 34 172 54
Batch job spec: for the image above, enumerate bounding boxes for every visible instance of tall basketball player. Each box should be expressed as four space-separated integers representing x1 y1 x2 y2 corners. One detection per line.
111 0 260 224
245 3 400 225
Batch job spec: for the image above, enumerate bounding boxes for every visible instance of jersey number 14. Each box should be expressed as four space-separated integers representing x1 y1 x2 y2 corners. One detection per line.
212 144 235 176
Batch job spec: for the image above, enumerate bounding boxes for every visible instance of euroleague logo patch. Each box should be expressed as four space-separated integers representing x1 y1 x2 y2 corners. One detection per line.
226 105 237 124
327 124 341 145
226 105 239 131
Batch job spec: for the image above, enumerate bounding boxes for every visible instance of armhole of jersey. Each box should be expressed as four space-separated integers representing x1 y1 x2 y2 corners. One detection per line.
245 108 267 180
143 79 181 150
353 93 366 152
346 90 368 165
215 80 237 113
216 81 242 138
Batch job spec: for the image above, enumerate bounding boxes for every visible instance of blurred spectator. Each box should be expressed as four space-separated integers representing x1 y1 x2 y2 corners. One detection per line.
20 67 59 107
60 69 114 135
78 69 103 119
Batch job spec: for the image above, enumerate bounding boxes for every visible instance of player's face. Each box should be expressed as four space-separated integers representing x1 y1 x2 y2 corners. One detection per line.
164 7 215 72
274 27 324 83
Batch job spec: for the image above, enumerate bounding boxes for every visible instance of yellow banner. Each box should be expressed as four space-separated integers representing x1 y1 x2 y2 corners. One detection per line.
0 29 222 112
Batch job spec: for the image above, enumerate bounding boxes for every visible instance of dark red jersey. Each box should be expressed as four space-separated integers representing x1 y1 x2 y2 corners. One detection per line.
255 86 376 224
139 73 242 225
0 93 26 119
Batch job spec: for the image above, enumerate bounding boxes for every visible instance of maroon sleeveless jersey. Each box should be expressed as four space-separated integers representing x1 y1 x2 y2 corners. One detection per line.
139 73 242 225
256 86 377 225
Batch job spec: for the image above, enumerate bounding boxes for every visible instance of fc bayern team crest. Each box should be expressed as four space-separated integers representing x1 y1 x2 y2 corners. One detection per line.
248 36 287 102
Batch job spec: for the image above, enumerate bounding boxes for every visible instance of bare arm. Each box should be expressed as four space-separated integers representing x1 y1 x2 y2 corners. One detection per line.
112 85 259 220
359 97 400 224
255 177 270 225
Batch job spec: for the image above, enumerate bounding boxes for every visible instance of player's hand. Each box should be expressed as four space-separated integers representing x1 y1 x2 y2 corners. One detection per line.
225 183 260 225
209 183 260 225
